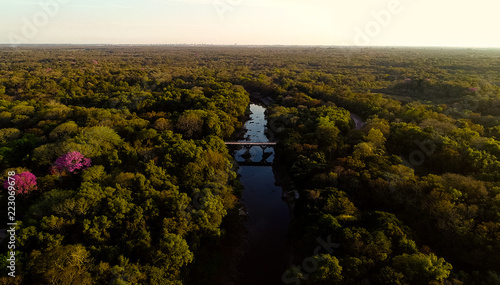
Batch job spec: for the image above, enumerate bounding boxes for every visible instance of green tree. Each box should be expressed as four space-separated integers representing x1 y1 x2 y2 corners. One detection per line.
176 111 204 138
309 254 343 283
26 244 93 285
392 253 452 284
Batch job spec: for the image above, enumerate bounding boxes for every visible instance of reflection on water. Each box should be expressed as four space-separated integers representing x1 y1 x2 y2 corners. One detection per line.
234 104 275 163
237 104 290 285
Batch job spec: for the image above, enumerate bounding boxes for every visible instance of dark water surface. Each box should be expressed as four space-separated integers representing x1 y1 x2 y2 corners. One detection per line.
237 104 290 285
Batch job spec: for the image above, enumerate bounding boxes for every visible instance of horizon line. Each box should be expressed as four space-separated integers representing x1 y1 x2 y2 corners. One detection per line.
1 43 500 49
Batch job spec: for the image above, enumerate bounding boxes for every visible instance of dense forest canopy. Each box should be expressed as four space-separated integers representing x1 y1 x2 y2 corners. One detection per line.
1 46 500 284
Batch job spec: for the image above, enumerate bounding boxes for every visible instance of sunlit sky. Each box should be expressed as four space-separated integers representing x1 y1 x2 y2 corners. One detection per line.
1 0 500 47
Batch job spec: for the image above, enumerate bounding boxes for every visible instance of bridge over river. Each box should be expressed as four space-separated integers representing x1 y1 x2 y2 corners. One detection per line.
224 142 277 166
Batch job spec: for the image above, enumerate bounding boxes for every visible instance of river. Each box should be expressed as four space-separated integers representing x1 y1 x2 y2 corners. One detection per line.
236 103 290 285
351 113 365 129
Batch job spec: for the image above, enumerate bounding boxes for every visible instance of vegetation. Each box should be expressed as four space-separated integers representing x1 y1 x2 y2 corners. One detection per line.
0 46 499 284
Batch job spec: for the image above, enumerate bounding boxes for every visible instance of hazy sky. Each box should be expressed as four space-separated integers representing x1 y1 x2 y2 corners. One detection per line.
1 0 499 47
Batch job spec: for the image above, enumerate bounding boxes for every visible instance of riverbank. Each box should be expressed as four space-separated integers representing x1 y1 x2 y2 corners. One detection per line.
192 100 252 284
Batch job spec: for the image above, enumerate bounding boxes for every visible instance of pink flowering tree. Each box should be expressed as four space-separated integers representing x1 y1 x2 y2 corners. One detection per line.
52 151 91 175
3 172 37 195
